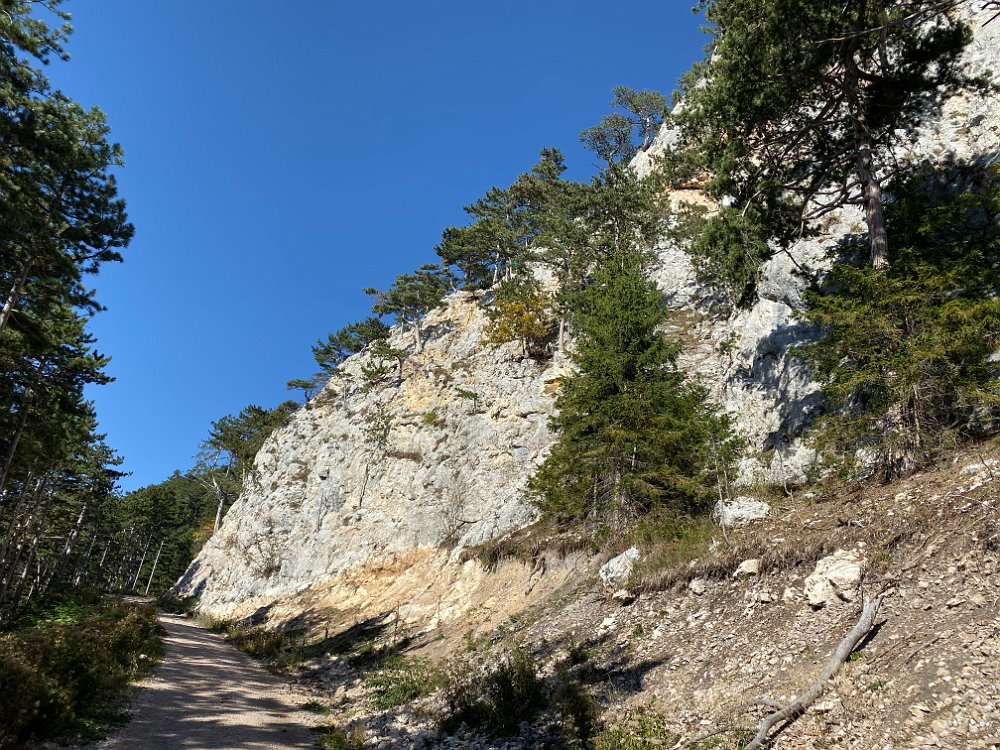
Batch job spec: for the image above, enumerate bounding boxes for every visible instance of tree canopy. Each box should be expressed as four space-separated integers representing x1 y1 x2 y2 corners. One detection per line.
675 0 984 288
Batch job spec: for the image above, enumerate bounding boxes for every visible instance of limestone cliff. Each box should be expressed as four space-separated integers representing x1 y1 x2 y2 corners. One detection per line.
176 6 999 619
176 291 563 613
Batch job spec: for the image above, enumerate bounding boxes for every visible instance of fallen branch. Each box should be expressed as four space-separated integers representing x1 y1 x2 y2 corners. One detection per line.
743 595 884 750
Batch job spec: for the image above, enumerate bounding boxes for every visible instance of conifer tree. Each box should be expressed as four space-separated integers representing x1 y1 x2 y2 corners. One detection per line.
529 247 733 529
364 264 455 352
287 317 389 397
676 0 984 277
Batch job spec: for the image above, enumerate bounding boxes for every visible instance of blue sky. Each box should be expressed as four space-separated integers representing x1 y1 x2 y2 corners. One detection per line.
46 1 708 491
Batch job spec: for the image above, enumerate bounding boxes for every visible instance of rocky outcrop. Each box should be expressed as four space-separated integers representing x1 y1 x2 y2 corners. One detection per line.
176 5 999 617
637 3 1000 483
175 291 561 613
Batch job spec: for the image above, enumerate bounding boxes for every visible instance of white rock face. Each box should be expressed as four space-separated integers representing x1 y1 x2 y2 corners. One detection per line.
599 547 640 589
804 550 864 608
175 292 561 611
637 4 1000 484
716 496 771 528
176 9 1000 616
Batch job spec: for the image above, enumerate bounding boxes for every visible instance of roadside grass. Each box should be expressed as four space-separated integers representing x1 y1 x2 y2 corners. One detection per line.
0 595 164 749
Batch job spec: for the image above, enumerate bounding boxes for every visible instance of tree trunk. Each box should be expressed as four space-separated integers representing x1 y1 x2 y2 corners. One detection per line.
853 114 890 270
0 399 31 496
845 0 890 271
144 538 165 596
212 474 225 533
130 535 152 592
412 320 422 353
0 259 32 340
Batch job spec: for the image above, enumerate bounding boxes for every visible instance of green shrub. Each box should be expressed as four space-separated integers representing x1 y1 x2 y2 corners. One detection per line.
313 723 365 749
799 167 1000 479
553 676 600 748
593 707 675 750
441 647 546 737
225 623 288 659
0 600 163 748
366 654 445 709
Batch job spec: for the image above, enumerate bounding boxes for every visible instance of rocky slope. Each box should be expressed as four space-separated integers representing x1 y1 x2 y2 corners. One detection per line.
175 11 1000 729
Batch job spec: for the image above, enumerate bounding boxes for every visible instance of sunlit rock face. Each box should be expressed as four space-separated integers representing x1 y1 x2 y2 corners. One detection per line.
638 4 1000 484
175 291 563 611
176 7 999 613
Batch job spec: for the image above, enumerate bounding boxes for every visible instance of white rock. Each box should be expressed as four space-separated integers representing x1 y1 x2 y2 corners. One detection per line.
599 547 640 590
716 496 771 527
735 559 761 577
804 550 863 608
689 577 707 596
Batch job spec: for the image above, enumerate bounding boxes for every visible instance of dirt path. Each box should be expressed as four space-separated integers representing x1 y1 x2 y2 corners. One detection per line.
96 613 317 750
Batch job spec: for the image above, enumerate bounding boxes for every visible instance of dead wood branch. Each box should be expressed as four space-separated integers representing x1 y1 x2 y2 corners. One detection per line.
743 595 884 750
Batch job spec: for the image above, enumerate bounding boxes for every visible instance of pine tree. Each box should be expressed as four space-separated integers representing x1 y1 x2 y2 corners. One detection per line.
676 0 984 278
529 247 734 530
287 317 389 397
364 264 455 352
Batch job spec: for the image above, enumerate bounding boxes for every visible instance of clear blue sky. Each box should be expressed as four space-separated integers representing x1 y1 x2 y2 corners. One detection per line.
46 1 708 491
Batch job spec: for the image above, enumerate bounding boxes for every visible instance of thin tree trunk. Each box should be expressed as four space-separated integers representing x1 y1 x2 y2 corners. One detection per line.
144 538 165 595
0 259 32 340
212 474 225 533
0 400 31 496
853 114 890 269
130 535 152 592
845 0 890 270
50 502 87 591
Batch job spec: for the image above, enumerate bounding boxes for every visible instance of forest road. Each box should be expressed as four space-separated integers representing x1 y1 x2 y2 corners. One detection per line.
95 613 318 750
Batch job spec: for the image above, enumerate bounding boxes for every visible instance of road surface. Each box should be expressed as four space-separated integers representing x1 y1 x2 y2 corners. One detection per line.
96 613 317 750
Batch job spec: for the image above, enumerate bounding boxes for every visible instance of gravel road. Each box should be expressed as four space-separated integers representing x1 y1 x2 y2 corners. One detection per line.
95 613 317 750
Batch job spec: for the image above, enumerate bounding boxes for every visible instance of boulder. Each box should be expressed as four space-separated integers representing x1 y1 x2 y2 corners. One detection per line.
804 550 863 608
716 496 771 528
599 547 640 589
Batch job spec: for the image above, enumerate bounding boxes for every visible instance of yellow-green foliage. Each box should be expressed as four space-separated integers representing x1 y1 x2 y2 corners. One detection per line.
0 598 163 748
483 283 554 357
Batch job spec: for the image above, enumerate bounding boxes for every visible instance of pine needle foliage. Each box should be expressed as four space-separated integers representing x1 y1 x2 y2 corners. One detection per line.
799 167 1000 479
529 248 734 530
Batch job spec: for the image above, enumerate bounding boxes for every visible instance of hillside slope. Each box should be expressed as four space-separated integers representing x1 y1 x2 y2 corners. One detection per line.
171 12 1000 749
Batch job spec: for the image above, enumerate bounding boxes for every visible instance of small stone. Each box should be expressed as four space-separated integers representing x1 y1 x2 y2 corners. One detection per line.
611 588 636 605
735 559 761 577
689 578 707 595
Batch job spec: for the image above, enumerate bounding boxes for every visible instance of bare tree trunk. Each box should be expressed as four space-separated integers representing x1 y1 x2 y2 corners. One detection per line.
50 502 87 591
0 259 32 340
144 538 165 596
412 320 422 353
0 401 31 496
845 0 890 271
212 474 225 533
853 115 890 270
130 535 152 592
744 596 883 749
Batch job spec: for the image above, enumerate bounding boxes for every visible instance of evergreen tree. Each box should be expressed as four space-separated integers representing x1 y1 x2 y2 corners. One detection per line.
611 86 667 151
529 248 733 530
798 166 1000 479
437 149 568 289
0 0 133 339
676 0 984 280
287 317 389 397
364 264 455 352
